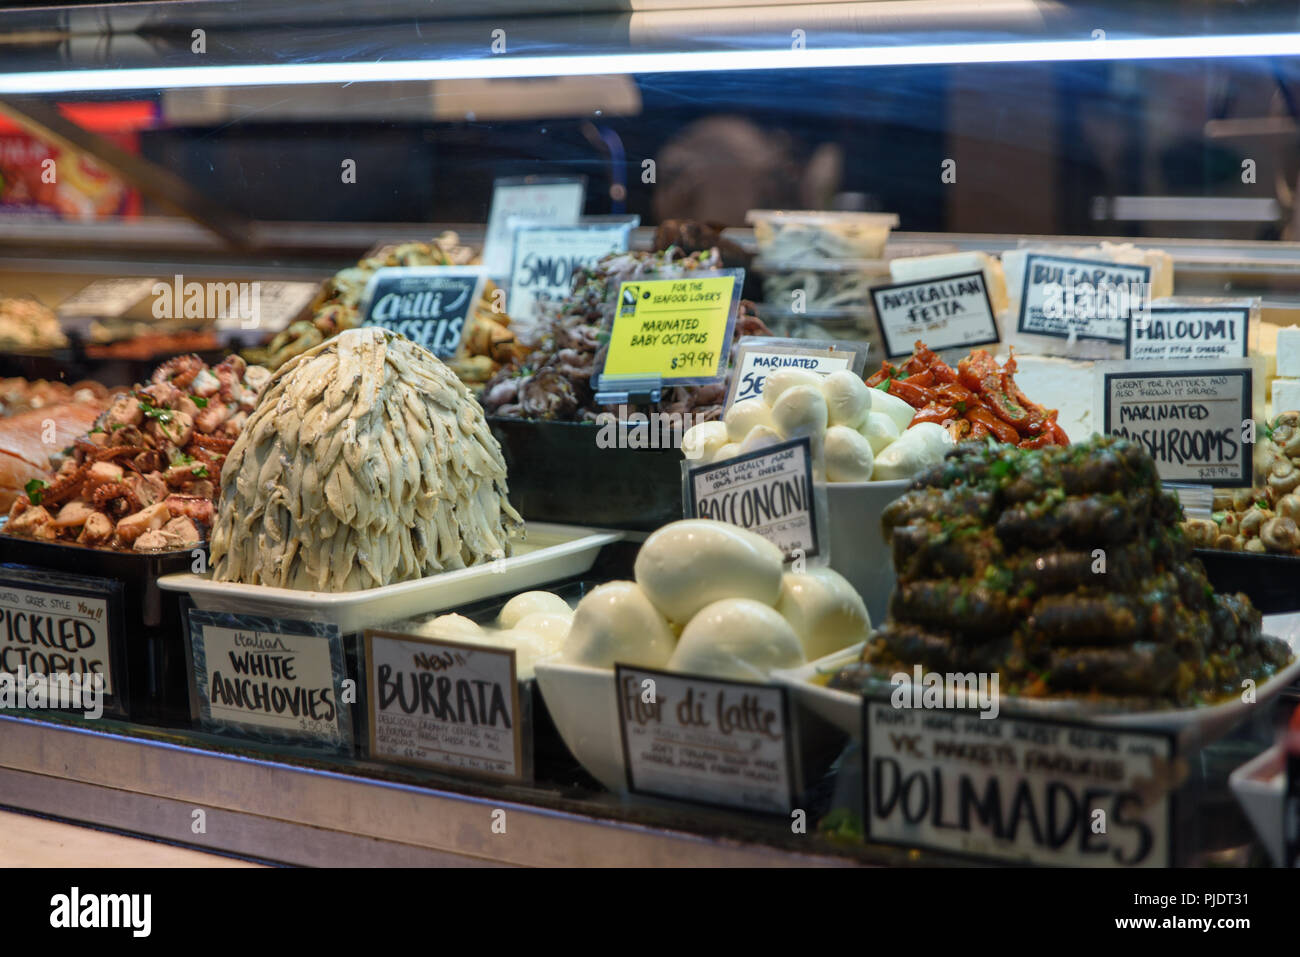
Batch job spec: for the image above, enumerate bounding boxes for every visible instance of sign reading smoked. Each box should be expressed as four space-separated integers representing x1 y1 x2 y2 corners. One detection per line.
685 436 820 561
359 267 487 358
616 664 797 814
188 610 351 750
871 271 1001 359
364 630 524 782
507 221 634 325
1124 303 1252 361
1098 358 1258 486
862 698 1175 866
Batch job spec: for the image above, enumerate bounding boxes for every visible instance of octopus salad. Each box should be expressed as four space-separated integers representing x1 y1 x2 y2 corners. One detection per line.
4 354 270 551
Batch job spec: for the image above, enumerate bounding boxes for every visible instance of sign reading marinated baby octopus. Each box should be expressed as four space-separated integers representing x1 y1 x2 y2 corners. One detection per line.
616 665 797 814
1097 358 1259 486
365 630 524 782
862 698 1175 866
685 437 820 562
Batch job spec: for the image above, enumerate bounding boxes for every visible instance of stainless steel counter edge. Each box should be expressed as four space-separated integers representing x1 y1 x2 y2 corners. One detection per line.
0 714 858 867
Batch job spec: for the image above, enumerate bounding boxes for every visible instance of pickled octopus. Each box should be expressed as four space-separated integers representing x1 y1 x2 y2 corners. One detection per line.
211 328 523 591
3 353 271 550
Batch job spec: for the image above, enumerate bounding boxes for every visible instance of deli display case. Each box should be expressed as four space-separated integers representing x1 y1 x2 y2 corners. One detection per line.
1 0 1300 872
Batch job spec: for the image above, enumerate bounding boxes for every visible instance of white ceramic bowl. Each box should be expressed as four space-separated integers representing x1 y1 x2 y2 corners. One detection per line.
1228 745 1286 866
533 660 627 792
825 479 909 626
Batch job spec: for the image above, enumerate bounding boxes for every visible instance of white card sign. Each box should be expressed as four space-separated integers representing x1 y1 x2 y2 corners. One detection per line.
188 611 351 749
1098 359 1258 486
365 630 524 781
507 221 634 325
616 665 797 814
685 436 820 561
1125 303 1252 361
1018 254 1151 345
870 271 1001 359
725 337 864 408
863 699 1174 866
482 175 586 277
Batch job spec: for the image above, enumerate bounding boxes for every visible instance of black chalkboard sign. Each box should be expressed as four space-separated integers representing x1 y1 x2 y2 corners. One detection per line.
359 266 487 358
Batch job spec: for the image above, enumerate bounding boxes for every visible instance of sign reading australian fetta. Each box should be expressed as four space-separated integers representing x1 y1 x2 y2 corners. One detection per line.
365 630 524 781
870 271 1001 359
862 698 1175 866
359 266 487 358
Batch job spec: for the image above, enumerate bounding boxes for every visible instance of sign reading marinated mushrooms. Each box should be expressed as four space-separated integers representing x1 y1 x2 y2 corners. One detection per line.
210 328 523 591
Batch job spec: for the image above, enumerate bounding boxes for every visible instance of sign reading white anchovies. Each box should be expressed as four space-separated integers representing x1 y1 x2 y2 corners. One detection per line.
685 437 819 561
359 266 487 358
862 698 1174 867
365 630 523 781
1099 361 1255 485
726 338 860 408
1018 254 1151 344
616 665 796 814
1124 304 1251 361
0 569 121 713
507 221 634 323
188 611 350 749
482 175 586 277
870 271 1001 359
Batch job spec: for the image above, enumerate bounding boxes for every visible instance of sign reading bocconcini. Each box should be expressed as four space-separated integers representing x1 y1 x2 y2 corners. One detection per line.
210 328 523 590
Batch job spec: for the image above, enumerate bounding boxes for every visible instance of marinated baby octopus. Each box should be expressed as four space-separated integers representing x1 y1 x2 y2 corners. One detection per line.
3 354 271 550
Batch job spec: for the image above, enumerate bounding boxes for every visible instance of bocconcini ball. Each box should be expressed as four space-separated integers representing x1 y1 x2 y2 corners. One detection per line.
561 581 676 669
821 370 872 429
770 384 828 440
763 368 824 407
824 425 875 482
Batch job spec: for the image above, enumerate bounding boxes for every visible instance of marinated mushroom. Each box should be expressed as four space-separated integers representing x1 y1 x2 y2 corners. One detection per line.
1231 487 1256 511
1284 430 1300 458
1277 493 1300 522
1261 516 1300 553
1183 519 1219 546
1215 533 1240 551
1240 508 1273 537
1244 537 1267 553
1269 459 1300 495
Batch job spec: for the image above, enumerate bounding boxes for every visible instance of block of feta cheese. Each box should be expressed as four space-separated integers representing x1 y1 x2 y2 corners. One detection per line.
1272 378 1300 419
1001 354 1096 443
888 251 1009 314
1275 326 1300 378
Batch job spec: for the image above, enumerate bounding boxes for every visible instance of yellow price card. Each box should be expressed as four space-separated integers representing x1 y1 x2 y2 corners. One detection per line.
601 273 739 384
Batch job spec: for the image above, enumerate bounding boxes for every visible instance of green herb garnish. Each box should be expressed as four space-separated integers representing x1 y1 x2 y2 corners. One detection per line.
24 478 46 505
193 465 209 478
873 379 891 391
191 396 209 408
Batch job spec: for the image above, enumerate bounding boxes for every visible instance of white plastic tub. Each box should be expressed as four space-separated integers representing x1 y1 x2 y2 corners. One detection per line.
746 209 899 260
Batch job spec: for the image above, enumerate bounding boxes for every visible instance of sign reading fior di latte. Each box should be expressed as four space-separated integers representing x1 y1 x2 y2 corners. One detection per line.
365 630 524 781
871 271 1001 359
616 665 797 814
863 699 1175 867
1098 359 1257 486
359 267 487 358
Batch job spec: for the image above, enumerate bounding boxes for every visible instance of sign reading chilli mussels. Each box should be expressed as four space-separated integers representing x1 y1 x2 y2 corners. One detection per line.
871 271 1000 359
359 266 487 358
365 630 523 781
863 699 1175 866
685 437 819 561
1098 359 1257 486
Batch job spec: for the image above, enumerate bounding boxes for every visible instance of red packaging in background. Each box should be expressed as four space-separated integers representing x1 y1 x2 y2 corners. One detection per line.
0 102 154 220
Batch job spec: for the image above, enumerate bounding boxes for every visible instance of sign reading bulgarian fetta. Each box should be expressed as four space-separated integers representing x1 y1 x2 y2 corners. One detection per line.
1018 254 1151 344
1099 363 1255 486
359 267 487 358
685 437 819 561
1125 304 1252 361
863 699 1174 867
871 271 1001 359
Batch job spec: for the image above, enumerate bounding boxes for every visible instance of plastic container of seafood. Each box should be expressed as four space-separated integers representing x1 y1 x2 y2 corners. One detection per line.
0 530 202 724
753 257 892 312
158 523 622 632
490 418 685 532
1194 548 1300 614
746 209 899 260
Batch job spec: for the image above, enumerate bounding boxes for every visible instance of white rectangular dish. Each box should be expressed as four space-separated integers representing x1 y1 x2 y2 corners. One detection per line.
158 522 622 633
1228 744 1287 866
772 613 1300 744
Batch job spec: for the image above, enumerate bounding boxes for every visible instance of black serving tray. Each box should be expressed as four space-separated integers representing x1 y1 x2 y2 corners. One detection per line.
1195 548 1300 614
489 417 684 532
0 532 204 724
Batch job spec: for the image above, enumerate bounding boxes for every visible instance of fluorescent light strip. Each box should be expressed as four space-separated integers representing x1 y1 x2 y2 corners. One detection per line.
2 33 1300 93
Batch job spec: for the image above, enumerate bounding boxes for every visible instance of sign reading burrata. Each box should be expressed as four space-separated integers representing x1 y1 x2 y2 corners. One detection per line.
558 519 871 681
681 367 953 482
